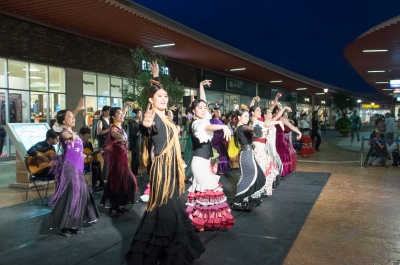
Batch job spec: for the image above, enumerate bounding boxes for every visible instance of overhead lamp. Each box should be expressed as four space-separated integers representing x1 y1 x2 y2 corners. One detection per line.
316 93 325 95
22 68 40 72
367 70 385 73
371 103 375 105
29 76 42 79
382 89 392 90
375 82 389 84
230 68 246 71
152 43 175 48
323 88 328 93
357 99 362 103
296 88 307 90
270 80 282 83
362 49 388 52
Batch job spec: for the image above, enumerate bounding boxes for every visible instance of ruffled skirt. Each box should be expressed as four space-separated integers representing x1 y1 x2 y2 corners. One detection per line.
186 156 235 230
232 150 266 211
48 160 99 229
253 142 279 195
125 187 205 265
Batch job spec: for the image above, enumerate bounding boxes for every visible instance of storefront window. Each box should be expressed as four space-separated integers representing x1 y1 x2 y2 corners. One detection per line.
85 96 97 114
240 96 252 107
49 66 65 93
83 73 96 96
111 98 123 108
98 97 110 109
111 77 122 97
29 63 47 92
8 60 28 90
224 94 239 111
98 75 110 96
49 93 66 119
8 90 30 123
0 58 6 88
0 89 8 158
30 92 47 123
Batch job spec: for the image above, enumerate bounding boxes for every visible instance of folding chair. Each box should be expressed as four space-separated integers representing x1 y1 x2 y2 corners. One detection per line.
24 155 55 204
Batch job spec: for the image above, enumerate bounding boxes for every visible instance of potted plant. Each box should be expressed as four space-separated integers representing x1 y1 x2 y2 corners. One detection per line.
335 117 351 137
339 124 351 137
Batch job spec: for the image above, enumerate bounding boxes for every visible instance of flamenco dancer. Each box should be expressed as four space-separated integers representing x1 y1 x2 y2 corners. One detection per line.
186 80 235 232
283 112 298 173
210 103 230 174
271 100 301 177
49 99 99 237
125 61 204 264
100 103 138 214
249 105 279 196
231 106 267 211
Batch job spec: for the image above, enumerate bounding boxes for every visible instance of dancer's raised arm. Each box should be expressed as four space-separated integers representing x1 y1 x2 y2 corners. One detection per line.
272 106 292 121
281 117 302 140
249 96 260 107
199 80 211 101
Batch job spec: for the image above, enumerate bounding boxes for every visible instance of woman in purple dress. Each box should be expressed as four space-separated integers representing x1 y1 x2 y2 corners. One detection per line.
210 105 230 174
50 102 99 237
272 105 302 177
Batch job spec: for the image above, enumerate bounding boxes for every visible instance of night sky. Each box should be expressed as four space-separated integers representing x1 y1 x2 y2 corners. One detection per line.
133 0 400 94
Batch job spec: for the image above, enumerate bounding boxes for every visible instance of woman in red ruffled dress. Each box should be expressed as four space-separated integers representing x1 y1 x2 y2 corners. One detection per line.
186 80 235 232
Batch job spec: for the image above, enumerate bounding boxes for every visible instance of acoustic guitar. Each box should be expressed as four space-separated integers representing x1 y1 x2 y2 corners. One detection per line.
84 148 101 163
27 150 56 175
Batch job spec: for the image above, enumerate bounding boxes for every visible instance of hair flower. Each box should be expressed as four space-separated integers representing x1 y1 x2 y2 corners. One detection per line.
52 121 63 132
240 104 249 111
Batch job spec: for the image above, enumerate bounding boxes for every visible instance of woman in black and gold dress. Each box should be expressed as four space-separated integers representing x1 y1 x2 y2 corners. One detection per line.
125 61 205 265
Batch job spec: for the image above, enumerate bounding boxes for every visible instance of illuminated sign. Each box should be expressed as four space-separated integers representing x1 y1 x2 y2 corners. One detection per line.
321 100 325 105
393 88 400 94
390 80 400 89
141 60 169 75
362 104 380 109
304 97 310 102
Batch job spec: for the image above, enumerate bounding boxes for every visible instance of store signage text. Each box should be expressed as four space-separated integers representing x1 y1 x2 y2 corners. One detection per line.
83 80 94 85
111 84 121 89
362 104 380 109
141 60 169 75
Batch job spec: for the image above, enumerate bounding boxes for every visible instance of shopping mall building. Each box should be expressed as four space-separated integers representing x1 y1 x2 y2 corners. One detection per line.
0 0 392 158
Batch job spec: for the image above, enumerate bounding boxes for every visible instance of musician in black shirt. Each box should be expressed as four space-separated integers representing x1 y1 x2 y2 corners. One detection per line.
79 127 105 192
27 129 59 179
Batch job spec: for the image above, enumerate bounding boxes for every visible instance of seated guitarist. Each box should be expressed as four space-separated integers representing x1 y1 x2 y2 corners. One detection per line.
79 127 105 192
27 129 59 179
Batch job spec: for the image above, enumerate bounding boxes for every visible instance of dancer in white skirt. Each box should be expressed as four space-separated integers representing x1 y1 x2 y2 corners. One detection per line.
185 80 235 232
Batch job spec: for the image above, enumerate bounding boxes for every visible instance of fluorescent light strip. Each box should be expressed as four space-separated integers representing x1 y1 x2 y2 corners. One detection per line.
316 93 325 95
367 70 385 73
153 43 175 48
230 68 246 71
376 82 389 84
296 88 307 90
270 80 282 83
363 49 388 52
382 89 392 90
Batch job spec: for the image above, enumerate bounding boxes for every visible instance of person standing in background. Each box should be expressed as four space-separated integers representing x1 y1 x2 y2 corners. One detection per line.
385 112 395 139
349 109 361 143
128 109 142 176
210 102 230 174
96 106 111 149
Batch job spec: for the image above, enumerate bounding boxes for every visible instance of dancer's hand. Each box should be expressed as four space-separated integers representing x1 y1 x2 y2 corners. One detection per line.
148 60 159 78
284 106 292 112
200 80 212 87
296 133 302 140
222 125 231 141
142 103 156 128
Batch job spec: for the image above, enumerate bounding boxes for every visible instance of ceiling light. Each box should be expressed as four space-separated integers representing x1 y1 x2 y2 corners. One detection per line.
357 100 362 103
270 80 282 83
382 89 392 90
230 68 246 71
22 68 40 72
29 77 42 79
362 49 388 52
152 43 175 48
323 88 328 93
375 82 389 84
367 70 385 73
316 93 325 95
296 88 307 90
